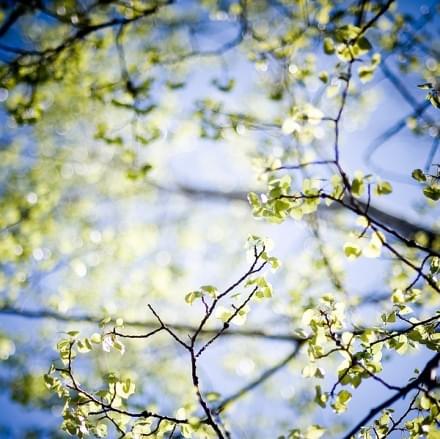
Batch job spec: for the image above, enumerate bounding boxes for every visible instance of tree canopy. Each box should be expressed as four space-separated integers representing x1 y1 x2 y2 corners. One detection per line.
0 0 439 438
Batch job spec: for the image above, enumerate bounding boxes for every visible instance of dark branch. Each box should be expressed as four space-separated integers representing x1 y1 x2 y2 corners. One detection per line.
342 352 440 439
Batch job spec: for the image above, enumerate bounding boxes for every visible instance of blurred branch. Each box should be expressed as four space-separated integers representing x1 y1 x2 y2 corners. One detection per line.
0 3 26 38
280 192 440 289
215 343 303 413
342 352 440 439
163 4 248 64
364 100 431 169
309 217 345 293
355 0 368 27
0 305 301 343
425 136 439 172
380 62 434 125
0 1 175 83
355 0 395 41
154 183 439 244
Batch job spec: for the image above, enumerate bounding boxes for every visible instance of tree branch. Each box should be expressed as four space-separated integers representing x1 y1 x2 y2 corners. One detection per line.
154 183 438 244
0 304 302 342
342 352 440 439
215 343 303 413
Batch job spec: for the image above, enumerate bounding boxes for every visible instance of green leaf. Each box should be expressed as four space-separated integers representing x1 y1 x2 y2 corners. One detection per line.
358 65 374 83
166 80 186 89
248 192 261 209
357 37 372 52
314 385 328 408
266 256 281 270
427 92 440 109
205 391 221 402
351 176 364 197
375 181 392 195
215 306 232 322
423 186 440 201
90 333 102 344
323 38 335 55
302 364 317 378
332 389 352 413
188 416 201 428
95 423 108 438
430 257 440 275
305 425 326 439
254 277 273 299
344 243 361 259
185 291 202 304
212 78 235 92
44 374 55 388
335 25 361 41
302 308 317 326
132 420 153 436
76 338 92 353
99 316 112 328
363 231 383 258
381 311 396 323
116 378 136 398
411 169 426 182
112 340 125 354
420 394 431 410
318 71 329 83
126 165 152 180
417 83 432 90
200 285 218 298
